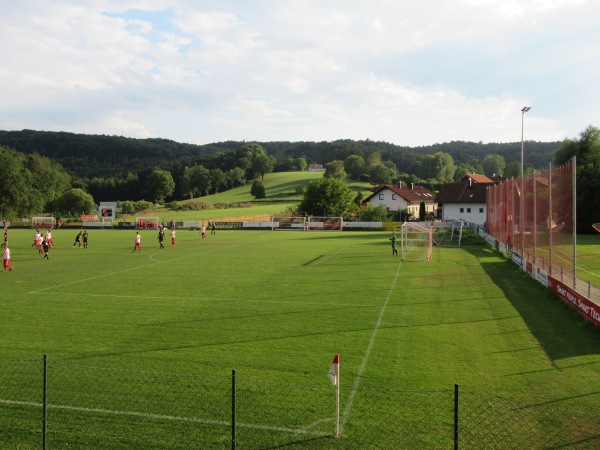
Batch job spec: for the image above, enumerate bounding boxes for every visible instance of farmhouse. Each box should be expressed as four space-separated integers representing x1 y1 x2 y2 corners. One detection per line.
307 163 326 172
364 184 436 220
435 173 494 225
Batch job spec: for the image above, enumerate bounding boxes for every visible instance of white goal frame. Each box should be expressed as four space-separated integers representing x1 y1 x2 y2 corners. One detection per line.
400 222 433 262
136 217 161 230
432 219 463 247
32 216 56 229
271 216 307 231
307 217 343 231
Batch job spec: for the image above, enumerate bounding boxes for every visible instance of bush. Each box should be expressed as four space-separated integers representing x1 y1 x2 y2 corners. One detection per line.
185 200 213 211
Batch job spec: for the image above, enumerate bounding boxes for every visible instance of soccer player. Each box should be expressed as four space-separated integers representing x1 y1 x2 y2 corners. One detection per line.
33 229 41 247
211 220 216 235
36 232 44 254
1 230 7 248
201 225 206 240
42 238 50 259
171 228 176 247
133 231 142 252
73 231 82 248
3 243 12 271
46 228 54 247
390 232 398 256
82 230 88 249
158 228 165 249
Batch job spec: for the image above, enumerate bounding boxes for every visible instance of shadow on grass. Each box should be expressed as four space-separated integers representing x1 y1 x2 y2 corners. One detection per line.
462 245 600 362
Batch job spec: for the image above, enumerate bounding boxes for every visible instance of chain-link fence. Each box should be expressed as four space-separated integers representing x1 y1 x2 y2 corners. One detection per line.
1 357 598 449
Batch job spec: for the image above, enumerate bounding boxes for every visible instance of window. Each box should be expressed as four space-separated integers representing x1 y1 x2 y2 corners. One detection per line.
460 208 464 213
392 194 397 200
379 194 384 200
479 208 484 213
467 208 471 213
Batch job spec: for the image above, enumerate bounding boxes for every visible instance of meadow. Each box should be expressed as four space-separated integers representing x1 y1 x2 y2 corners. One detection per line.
1 227 599 448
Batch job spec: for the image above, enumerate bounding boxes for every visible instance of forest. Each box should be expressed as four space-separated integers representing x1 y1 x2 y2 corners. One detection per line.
1 127 597 232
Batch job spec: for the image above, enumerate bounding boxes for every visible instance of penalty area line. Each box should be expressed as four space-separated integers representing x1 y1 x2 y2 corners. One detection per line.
340 259 403 435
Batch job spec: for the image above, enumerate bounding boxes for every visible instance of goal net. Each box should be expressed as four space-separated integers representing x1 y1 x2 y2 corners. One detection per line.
136 217 161 230
271 216 307 231
307 217 343 231
432 220 464 247
400 222 433 262
32 216 56 229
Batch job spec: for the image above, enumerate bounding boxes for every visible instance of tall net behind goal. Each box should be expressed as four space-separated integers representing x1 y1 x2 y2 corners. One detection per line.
271 216 307 231
136 217 161 230
401 222 433 262
32 217 56 229
307 217 343 231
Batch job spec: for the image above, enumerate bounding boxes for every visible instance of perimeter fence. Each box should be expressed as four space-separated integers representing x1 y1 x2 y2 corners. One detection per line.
1 357 598 449
487 159 600 305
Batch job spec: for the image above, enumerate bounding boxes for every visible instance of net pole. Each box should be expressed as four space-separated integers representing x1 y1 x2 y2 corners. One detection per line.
572 156 577 290
335 359 340 437
549 163 553 276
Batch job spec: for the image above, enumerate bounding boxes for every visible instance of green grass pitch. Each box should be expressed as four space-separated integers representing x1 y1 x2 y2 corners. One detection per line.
1 227 599 447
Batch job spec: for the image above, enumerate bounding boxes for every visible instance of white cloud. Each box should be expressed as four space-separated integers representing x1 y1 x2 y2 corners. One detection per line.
0 0 598 146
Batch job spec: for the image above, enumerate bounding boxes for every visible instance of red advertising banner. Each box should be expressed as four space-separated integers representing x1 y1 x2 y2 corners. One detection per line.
548 277 600 327
81 215 98 221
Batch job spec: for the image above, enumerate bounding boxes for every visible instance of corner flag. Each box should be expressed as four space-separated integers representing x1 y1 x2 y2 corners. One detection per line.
328 354 340 385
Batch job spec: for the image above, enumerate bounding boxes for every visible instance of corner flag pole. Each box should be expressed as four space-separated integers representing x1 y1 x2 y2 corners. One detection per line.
328 354 340 437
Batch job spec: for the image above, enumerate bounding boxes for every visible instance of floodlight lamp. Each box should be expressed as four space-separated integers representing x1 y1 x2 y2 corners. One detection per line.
521 106 531 113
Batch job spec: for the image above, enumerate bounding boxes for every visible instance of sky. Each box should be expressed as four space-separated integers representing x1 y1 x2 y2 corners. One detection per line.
1 0 599 147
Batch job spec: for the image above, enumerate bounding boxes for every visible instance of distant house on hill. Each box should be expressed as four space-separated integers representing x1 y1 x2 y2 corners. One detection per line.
363 184 437 220
435 173 494 225
307 163 326 172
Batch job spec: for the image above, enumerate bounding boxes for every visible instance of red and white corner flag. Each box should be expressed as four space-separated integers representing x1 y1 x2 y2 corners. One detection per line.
328 354 340 385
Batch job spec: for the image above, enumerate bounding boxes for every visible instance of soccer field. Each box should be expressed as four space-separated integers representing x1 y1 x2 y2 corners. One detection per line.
1 228 599 448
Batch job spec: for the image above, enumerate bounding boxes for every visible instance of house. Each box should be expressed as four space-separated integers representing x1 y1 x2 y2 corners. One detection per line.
434 174 494 225
307 163 326 172
363 184 437 220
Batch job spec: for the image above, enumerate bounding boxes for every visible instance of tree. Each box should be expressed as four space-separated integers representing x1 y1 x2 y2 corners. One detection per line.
481 154 506 177
54 188 96 215
146 169 175 203
324 160 346 180
555 125 600 233
293 157 308 172
419 201 426 221
227 167 246 189
209 168 226 194
419 152 455 183
369 164 393 185
0 146 44 218
344 155 366 179
298 177 355 218
190 165 212 197
25 153 71 205
250 180 266 199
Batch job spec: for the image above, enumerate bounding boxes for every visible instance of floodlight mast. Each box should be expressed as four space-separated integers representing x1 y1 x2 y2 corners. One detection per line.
520 106 531 256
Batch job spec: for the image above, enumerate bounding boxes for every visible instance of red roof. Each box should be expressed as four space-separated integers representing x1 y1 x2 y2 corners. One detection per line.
364 185 436 203
457 173 494 183
435 182 492 204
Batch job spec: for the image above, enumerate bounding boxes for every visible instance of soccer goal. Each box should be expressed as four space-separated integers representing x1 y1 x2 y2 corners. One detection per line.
432 220 464 247
32 216 56 229
271 216 307 231
400 222 433 262
136 217 161 230
307 217 343 231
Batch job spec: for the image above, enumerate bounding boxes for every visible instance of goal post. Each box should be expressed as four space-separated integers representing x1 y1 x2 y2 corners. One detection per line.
400 222 433 262
32 216 56 229
135 217 161 230
432 219 464 247
307 217 343 231
271 216 307 231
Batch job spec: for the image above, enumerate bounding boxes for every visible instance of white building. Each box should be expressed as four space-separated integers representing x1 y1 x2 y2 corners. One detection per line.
363 184 437 220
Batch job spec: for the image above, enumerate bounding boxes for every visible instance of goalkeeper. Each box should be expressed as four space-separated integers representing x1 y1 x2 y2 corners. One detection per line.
389 232 398 256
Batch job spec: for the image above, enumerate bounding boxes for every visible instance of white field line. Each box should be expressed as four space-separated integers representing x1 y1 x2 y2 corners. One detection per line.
0 398 330 437
31 291 374 308
340 259 403 435
306 245 349 269
28 237 268 295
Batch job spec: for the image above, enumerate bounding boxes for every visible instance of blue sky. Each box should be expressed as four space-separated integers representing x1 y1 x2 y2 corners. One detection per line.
1 0 598 147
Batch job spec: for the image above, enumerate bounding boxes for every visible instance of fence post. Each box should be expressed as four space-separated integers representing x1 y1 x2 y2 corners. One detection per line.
454 384 459 450
231 370 236 450
43 354 48 450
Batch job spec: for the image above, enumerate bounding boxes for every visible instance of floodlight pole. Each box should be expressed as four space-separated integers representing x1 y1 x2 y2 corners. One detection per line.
520 106 531 257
